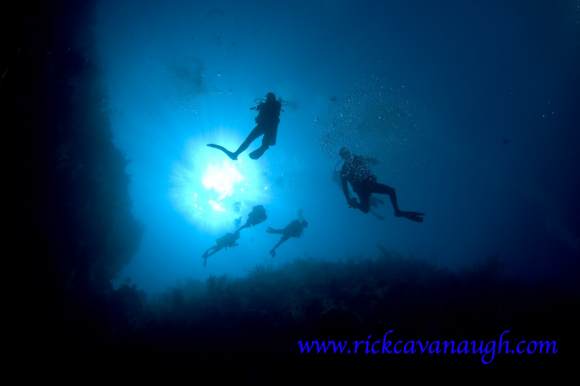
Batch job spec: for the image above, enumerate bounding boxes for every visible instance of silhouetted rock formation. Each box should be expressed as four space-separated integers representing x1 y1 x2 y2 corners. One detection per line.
8 1 142 352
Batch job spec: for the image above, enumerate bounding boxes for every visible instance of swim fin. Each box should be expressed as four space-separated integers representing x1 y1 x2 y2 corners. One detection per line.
249 145 268 160
397 211 425 223
207 144 238 160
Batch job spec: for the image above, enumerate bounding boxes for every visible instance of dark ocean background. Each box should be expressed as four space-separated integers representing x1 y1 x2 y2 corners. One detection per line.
8 0 580 375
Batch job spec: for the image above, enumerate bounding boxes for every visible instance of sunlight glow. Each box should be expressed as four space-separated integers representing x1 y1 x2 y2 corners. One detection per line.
202 161 243 200
171 134 270 230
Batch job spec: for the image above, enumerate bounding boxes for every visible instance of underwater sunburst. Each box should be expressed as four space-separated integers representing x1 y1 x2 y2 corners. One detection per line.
171 134 270 230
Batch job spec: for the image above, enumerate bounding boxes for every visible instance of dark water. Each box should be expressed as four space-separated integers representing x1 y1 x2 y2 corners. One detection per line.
10 0 580 373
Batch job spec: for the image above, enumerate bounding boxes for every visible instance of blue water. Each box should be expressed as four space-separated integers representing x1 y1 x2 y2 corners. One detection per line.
94 0 580 292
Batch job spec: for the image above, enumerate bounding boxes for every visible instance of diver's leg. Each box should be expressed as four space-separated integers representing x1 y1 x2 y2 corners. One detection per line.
207 127 262 160
270 236 288 257
354 189 372 213
369 182 401 213
202 246 218 266
233 126 263 157
371 182 424 222
203 246 220 258
249 132 271 160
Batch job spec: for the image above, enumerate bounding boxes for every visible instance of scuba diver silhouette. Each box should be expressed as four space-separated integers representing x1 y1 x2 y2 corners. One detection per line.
266 217 308 257
339 147 424 222
202 231 240 267
202 205 268 266
236 205 267 232
207 92 282 160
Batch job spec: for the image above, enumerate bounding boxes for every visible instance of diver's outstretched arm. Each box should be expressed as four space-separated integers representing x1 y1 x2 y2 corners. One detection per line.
236 223 249 233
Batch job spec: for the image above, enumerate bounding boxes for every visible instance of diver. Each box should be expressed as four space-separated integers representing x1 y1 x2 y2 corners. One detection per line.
338 147 424 222
202 231 240 267
207 92 282 160
266 217 308 257
237 204 268 232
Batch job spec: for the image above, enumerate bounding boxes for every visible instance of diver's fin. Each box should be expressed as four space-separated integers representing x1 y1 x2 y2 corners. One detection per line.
249 146 268 160
397 211 425 223
207 144 238 160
